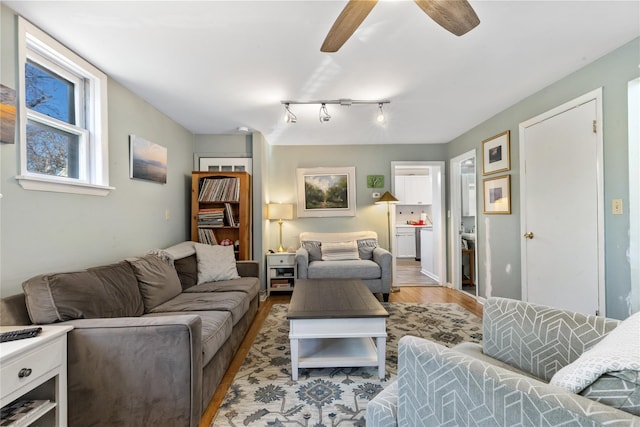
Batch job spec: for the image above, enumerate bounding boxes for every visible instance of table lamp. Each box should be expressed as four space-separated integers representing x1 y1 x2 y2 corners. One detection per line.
267 203 294 252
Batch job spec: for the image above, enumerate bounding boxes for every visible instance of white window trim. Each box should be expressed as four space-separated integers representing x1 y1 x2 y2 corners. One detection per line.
16 17 114 196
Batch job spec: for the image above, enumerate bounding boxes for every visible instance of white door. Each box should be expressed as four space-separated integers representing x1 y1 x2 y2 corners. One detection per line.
519 90 604 316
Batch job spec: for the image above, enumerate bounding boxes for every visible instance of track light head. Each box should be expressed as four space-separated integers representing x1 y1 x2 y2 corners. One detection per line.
376 103 385 123
319 103 331 123
283 103 297 124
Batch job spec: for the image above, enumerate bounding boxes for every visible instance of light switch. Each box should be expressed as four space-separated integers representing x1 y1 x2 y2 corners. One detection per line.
612 199 623 215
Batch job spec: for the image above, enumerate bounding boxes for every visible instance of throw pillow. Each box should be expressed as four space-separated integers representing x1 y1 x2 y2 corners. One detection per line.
194 243 240 284
301 240 322 262
550 311 640 393
127 254 182 311
22 261 144 324
580 370 640 416
321 240 360 261
357 238 378 260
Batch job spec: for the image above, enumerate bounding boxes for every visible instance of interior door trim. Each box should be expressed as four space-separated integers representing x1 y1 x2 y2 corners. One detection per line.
518 88 605 316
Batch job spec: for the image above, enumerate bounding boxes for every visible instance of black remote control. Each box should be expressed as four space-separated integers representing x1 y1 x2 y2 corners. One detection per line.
0 327 43 343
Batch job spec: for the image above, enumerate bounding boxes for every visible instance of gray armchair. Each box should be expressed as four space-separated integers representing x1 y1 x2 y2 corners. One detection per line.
367 297 640 426
295 231 392 301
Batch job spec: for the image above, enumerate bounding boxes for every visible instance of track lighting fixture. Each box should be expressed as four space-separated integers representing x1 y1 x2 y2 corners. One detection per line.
280 99 390 124
319 103 331 123
283 103 297 123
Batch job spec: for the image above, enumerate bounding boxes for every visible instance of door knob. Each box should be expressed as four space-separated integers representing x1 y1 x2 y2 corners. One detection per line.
523 232 534 239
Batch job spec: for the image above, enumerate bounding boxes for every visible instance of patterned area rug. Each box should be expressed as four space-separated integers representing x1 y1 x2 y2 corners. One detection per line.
212 303 482 426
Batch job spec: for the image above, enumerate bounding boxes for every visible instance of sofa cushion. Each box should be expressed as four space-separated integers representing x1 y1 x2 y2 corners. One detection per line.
184 277 259 300
357 238 378 260
453 342 539 380
174 254 198 290
301 240 322 262
321 241 359 261
308 260 381 279
149 291 249 325
22 261 144 324
127 254 182 312
145 310 232 366
194 243 240 284
579 370 640 416
550 310 640 393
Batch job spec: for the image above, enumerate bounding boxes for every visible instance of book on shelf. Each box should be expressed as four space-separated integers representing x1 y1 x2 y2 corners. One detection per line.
224 203 237 227
198 208 225 228
198 177 240 202
198 228 218 245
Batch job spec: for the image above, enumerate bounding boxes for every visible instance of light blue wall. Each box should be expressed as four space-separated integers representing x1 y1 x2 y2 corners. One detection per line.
447 37 640 319
0 5 194 297
263 144 447 251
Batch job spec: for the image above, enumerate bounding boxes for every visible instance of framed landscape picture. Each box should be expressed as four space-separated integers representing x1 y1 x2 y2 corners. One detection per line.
296 167 356 217
129 135 167 184
483 174 511 214
482 130 510 175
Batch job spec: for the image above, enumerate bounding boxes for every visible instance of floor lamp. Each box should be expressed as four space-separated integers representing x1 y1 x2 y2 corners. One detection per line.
267 203 294 253
375 191 399 292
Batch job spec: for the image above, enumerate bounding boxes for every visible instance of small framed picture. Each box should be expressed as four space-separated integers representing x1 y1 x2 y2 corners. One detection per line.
129 135 167 184
366 175 384 188
482 130 510 175
483 175 511 214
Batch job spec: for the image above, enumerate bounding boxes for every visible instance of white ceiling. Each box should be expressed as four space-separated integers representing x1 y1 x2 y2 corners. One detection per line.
5 1 639 146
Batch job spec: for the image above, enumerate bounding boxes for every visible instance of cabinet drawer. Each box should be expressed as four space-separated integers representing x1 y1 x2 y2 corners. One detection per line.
1 338 64 399
268 254 295 266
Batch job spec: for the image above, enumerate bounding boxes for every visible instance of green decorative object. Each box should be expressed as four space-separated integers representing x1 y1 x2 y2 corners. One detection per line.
367 175 384 188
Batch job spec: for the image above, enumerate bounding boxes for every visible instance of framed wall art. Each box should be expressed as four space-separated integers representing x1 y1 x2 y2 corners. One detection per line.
482 130 510 175
483 174 511 214
129 135 167 184
296 166 356 217
1 84 16 144
367 175 384 188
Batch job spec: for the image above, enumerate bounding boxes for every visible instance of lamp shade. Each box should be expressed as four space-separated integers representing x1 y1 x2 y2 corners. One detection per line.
375 191 399 204
267 203 293 220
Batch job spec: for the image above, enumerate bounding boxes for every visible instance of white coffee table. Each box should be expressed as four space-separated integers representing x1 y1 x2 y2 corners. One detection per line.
287 279 389 380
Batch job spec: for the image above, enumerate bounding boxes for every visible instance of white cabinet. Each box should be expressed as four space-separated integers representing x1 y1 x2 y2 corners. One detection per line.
395 175 432 204
266 253 296 296
395 227 415 258
0 325 73 427
420 228 435 278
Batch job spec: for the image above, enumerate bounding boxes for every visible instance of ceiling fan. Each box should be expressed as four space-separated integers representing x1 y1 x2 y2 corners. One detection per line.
320 0 480 53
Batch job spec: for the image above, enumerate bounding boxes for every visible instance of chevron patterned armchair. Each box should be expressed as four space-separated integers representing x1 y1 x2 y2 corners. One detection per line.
367 297 640 427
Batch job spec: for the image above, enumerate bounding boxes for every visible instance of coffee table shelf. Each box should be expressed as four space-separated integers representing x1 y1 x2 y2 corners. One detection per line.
297 337 379 368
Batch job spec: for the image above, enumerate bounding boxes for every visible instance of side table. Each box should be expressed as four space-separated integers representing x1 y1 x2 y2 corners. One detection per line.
266 252 296 297
1 325 73 426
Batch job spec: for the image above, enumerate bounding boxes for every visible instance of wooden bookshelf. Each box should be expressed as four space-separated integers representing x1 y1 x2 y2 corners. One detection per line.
191 171 251 260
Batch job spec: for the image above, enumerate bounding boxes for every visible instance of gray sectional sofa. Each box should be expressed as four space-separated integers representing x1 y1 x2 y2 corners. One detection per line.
295 231 392 301
366 297 640 426
0 241 259 427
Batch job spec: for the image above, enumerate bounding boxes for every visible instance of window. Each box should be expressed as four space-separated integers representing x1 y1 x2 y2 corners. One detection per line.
16 17 113 196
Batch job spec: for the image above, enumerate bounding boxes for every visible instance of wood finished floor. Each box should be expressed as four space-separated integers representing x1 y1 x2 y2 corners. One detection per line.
199 286 483 426
395 259 438 286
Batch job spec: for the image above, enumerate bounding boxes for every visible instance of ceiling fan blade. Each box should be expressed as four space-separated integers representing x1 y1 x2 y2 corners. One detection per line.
414 0 480 36
321 0 379 53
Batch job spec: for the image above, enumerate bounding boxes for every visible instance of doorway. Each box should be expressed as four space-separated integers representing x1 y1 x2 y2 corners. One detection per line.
450 150 478 298
391 161 446 286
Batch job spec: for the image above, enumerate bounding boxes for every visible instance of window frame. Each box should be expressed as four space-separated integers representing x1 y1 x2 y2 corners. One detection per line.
16 17 113 196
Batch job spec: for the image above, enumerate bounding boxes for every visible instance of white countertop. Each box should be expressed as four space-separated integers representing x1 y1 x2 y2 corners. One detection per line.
396 224 432 228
